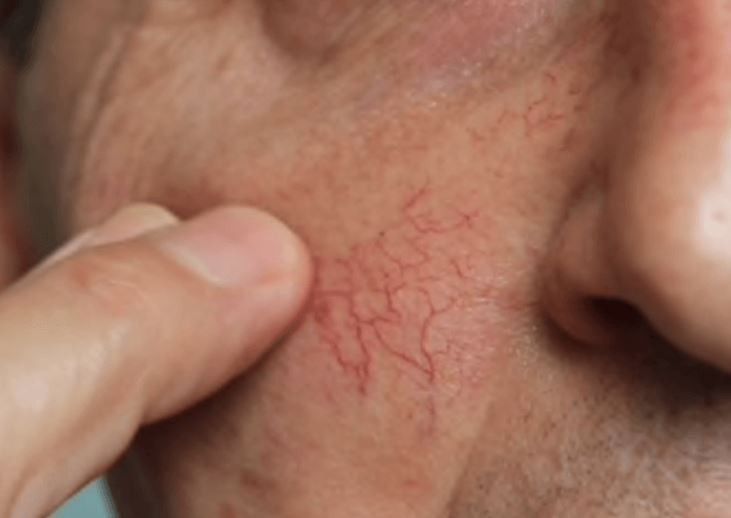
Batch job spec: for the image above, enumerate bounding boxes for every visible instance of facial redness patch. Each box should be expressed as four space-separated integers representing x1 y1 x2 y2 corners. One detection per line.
310 184 502 401
398 0 568 79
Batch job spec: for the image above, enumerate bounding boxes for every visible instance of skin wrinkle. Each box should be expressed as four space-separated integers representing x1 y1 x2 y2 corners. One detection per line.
12 0 731 516
261 0 374 60
15 1 150 251
64 3 301 235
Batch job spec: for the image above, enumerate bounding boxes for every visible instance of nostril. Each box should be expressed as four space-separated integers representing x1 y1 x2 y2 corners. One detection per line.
589 298 644 328
583 297 653 345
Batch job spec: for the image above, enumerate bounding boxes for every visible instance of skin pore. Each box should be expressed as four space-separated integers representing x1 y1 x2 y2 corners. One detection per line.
8 0 731 516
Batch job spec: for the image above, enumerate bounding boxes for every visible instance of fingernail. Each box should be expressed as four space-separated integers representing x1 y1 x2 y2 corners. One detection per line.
40 230 95 270
156 207 304 287
41 204 179 269
87 204 180 247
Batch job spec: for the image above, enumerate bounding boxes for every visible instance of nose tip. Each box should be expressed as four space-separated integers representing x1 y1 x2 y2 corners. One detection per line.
543 0 731 373
544 138 731 374
615 188 731 369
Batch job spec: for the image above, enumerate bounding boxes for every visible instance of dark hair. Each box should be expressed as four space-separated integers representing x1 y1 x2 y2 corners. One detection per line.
1 0 45 65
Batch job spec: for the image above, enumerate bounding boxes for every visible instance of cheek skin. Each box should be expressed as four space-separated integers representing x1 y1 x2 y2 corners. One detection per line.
236 184 520 514
130 84 604 514
24 1 680 516
57 12 618 516
399 0 568 76
312 184 498 401
136 182 524 517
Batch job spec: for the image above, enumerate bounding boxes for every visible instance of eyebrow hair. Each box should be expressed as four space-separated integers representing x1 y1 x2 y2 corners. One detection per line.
2 0 46 64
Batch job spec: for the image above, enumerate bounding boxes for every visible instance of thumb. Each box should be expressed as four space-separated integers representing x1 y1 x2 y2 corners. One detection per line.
0 204 312 518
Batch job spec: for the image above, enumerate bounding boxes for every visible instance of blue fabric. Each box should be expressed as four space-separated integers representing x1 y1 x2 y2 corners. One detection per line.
54 479 116 518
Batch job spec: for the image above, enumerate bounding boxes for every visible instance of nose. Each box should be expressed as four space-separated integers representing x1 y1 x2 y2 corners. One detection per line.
544 2 731 372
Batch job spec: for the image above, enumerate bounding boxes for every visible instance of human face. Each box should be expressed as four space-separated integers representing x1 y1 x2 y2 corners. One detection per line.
9 0 731 516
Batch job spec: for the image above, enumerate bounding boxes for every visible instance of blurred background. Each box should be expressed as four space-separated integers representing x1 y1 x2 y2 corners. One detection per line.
54 479 115 518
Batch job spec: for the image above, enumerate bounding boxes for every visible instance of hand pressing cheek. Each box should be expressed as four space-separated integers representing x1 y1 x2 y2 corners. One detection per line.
7 0 731 517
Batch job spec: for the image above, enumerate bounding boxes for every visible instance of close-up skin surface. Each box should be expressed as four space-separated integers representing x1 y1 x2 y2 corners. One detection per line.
4 0 731 516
